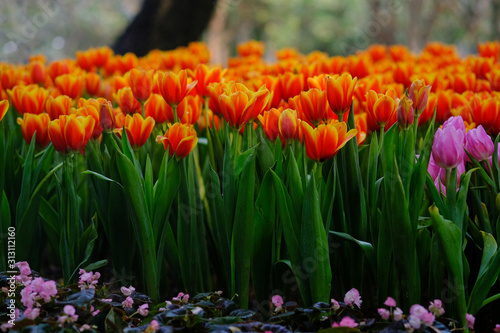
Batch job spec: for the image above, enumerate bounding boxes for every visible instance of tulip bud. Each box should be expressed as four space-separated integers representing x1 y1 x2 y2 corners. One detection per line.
100 101 116 132
465 125 494 162
409 79 431 116
278 108 299 142
432 126 464 169
397 95 414 130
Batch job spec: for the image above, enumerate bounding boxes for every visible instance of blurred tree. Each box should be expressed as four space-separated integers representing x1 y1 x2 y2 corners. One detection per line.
113 0 217 56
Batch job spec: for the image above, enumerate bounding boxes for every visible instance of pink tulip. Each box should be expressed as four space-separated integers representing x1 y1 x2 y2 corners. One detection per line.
442 116 466 143
432 126 464 169
465 125 494 162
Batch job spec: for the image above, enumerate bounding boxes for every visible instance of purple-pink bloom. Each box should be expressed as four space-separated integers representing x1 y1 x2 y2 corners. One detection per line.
78 269 100 290
494 324 500 332
466 313 475 329
331 298 340 311
138 303 149 316
122 296 134 309
384 297 396 307
39 280 58 303
79 324 92 332
429 299 445 317
393 307 403 321
58 305 78 326
333 316 358 328
442 116 466 143
408 315 421 329
432 125 465 169
378 308 390 320
344 288 362 308
15 261 32 283
149 320 160 331
24 307 40 320
465 125 494 162
20 284 35 308
272 295 284 309
121 285 135 296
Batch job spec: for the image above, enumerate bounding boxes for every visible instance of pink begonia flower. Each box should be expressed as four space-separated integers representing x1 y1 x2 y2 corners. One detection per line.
121 285 135 296
331 298 340 311
409 304 435 327
59 305 78 326
465 125 494 162
332 316 358 328
432 125 465 169
39 280 58 303
344 288 362 308
216 290 223 295
384 297 396 307
494 324 500 332
172 292 189 302
393 307 403 321
15 262 32 284
92 309 100 316
272 295 284 309
24 307 40 320
466 313 475 329
138 303 149 316
378 308 390 320
442 116 466 143
122 296 134 309
78 269 100 290
79 324 92 332
1 323 14 332
429 299 445 317
149 320 160 331
408 315 421 329
21 284 35 308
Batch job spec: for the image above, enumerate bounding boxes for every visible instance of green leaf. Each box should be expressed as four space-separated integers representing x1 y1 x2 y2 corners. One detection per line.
81 170 123 188
252 171 276 304
82 259 108 272
329 231 376 275
429 205 467 326
231 149 256 308
301 174 331 303
235 146 257 178
286 149 304 221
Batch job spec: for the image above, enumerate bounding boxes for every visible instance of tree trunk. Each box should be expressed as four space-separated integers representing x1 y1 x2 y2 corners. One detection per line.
113 0 217 56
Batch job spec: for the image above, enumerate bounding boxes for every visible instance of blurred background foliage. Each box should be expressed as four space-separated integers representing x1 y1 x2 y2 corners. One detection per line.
1 0 499 63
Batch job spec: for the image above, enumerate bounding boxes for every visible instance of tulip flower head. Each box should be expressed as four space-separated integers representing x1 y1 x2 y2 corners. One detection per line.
397 95 414 129
156 123 198 159
157 70 197 108
432 125 464 169
465 125 494 162
326 73 357 119
16 113 51 147
48 114 95 154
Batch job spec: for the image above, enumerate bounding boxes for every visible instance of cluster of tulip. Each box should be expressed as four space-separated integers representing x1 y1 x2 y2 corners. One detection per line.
2 40 500 332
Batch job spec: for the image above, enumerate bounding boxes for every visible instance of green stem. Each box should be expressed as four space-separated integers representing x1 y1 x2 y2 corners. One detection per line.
174 105 178 123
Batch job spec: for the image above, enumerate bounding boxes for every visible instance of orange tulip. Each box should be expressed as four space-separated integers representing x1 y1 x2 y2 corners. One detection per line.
156 123 198 158
100 100 116 132
46 95 72 120
179 95 202 126
326 73 357 119
408 79 431 116
55 73 85 99
16 113 51 147
188 64 222 98
29 61 47 85
115 113 155 148
47 59 73 81
1 67 22 90
207 82 225 116
298 88 329 126
280 72 304 100
478 41 499 63
365 89 399 128
488 69 500 91
73 103 102 139
218 83 267 130
7 85 48 115
0 100 9 122
76 46 113 71
261 75 283 108
48 114 95 154
471 97 500 133
144 93 173 125
85 72 101 96
237 40 265 58
257 107 281 142
300 121 357 162
126 68 154 102
113 87 142 115
157 70 197 107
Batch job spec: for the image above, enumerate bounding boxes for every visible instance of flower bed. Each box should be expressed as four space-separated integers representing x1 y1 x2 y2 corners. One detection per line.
1 40 500 332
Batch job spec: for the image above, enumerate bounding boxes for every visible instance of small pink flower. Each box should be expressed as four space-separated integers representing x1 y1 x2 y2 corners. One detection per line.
384 297 396 307
39 280 58 302
121 285 135 296
15 261 32 282
344 288 362 308
172 292 187 302
378 308 390 320
429 299 445 317
59 305 78 326
78 269 100 290
465 125 494 162
272 295 284 309
24 307 40 320
408 315 421 329
1 323 14 332
79 324 92 332
92 309 100 316
393 307 403 321
182 294 189 302
149 320 160 331
333 316 358 328
20 284 35 308
138 303 149 316
122 296 134 309
466 313 475 329
331 298 340 311
216 290 223 295
494 324 500 332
